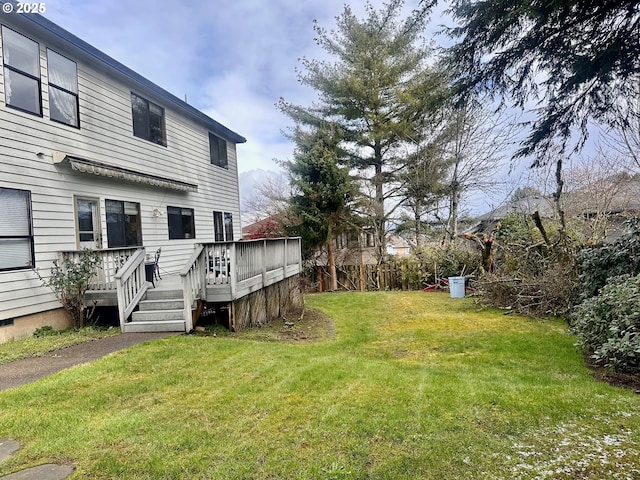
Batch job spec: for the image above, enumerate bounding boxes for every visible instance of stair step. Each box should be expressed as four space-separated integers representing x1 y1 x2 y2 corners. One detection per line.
131 309 184 322
145 288 184 300
139 299 184 311
123 320 186 333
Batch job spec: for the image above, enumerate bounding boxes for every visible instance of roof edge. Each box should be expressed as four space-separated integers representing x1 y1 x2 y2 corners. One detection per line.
2 1 246 144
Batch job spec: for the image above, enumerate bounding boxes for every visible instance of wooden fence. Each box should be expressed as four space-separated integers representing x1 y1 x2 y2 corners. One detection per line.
311 264 407 292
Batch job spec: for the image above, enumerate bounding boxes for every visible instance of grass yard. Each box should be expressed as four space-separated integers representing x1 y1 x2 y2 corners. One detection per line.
0 327 120 365
0 291 639 479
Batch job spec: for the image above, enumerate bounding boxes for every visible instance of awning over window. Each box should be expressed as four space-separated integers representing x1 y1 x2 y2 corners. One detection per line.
53 152 198 193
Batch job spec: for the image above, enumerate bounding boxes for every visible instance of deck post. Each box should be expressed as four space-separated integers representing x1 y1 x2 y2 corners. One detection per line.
183 273 193 332
116 281 126 330
262 239 267 288
229 242 237 300
198 247 206 299
283 238 288 274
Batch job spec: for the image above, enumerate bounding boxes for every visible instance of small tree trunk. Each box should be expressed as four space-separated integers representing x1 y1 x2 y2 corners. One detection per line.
531 211 551 246
450 187 460 240
414 200 422 247
554 158 566 234
327 223 338 291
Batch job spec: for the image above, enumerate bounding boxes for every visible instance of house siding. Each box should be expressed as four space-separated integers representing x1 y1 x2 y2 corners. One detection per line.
0 18 243 323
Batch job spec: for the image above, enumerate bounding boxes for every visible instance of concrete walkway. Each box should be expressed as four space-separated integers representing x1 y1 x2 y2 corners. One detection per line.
0 439 74 480
0 332 178 478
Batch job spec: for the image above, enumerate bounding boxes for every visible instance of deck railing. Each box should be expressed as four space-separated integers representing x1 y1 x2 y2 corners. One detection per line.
202 238 302 291
179 245 207 332
60 247 142 290
63 239 302 329
114 249 148 328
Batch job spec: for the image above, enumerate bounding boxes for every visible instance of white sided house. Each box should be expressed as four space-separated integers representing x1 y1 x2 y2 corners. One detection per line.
0 7 301 341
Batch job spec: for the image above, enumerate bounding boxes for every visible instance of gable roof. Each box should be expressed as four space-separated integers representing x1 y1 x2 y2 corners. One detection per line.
1 1 246 144
476 194 555 221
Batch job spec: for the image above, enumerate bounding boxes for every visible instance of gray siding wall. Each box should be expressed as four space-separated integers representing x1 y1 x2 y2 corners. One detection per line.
0 20 243 320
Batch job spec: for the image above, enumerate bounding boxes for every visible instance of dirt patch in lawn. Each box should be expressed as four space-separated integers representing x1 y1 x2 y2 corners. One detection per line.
591 366 640 393
197 307 336 343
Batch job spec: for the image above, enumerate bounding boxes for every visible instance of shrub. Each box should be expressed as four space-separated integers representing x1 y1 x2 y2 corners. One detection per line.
572 274 640 373
394 243 481 290
33 325 59 338
38 250 101 330
577 218 640 299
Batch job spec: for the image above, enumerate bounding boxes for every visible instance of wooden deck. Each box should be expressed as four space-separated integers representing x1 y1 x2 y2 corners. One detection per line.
66 238 302 332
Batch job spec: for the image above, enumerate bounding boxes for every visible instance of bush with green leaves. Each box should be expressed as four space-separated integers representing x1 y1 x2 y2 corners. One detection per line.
577 218 640 299
38 250 101 330
394 243 481 290
33 325 59 338
572 274 640 373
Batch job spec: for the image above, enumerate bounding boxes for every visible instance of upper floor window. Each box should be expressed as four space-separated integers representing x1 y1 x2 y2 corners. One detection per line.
167 206 195 239
47 49 79 127
0 187 34 271
209 133 228 168
1 26 42 116
131 92 166 146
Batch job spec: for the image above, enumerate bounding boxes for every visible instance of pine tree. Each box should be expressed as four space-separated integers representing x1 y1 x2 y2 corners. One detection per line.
443 0 640 164
279 0 446 262
282 124 352 291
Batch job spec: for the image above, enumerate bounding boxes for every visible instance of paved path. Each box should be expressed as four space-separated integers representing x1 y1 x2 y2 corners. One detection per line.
0 332 178 392
1 439 74 480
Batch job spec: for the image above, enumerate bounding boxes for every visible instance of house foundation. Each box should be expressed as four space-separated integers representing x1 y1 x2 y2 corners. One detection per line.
0 308 71 343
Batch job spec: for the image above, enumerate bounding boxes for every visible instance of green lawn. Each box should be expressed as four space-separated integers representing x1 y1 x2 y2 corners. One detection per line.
0 327 120 365
0 292 639 479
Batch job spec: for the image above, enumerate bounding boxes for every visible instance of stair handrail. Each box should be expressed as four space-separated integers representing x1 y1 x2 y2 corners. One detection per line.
180 245 206 332
114 248 148 329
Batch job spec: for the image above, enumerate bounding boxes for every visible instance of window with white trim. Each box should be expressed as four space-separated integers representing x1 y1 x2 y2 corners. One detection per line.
213 211 233 242
224 212 233 241
47 49 79 127
105 199 142 248
0 187 34 271
131 92 166 146
167 206 195 239
209 133 228 168
1 26 42 116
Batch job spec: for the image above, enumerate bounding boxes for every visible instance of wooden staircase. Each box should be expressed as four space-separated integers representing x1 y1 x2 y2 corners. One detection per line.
123 282 194 333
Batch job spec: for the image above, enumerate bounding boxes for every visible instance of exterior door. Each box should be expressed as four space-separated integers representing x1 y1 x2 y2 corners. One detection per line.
75 197 101 249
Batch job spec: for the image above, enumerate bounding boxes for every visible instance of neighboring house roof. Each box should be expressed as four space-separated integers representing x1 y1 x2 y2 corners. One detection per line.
476 194 555 221
566 177 640 215
387 234 411 249
5 1 246 144
468 176 640 237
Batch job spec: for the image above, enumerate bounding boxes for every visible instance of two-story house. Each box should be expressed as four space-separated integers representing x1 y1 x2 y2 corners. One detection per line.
0 6 302 341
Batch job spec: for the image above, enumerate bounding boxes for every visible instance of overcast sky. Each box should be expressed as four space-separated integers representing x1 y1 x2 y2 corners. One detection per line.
43 0 438 174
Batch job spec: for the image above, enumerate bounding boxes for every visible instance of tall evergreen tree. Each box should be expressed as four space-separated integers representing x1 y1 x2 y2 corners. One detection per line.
282 124 352 291
442 0 640 164
279 0 446 262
